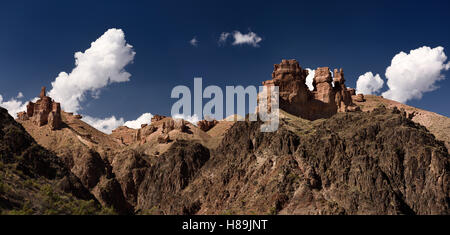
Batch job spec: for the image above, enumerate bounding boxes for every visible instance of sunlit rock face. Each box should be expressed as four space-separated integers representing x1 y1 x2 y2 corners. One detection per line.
262 59 359 120
17 86 63 130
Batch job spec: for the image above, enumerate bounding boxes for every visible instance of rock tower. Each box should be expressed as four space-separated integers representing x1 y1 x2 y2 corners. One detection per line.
17 87 63 130
262 59 359 120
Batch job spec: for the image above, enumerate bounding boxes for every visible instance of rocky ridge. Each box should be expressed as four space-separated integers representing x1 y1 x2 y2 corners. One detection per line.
107 107 450 214
8 59 450 215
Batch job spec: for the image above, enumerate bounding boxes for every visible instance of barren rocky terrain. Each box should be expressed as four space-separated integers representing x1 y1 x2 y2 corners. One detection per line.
0 107 113 214
1 59 449 215
355 95 450 152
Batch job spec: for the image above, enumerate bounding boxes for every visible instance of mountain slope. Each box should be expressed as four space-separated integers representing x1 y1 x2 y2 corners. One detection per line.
0 107 113 214
112 106 450 215
13 98 450 215
18 111 134 214
354 95 450 152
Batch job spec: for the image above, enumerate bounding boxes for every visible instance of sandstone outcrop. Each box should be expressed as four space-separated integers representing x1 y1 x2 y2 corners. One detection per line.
353 94 365 102
348 88 356 96
110 126 140 145
332 68 358 112
110 116 190 146
262 59 360 120
17 111 28 121
151 115 167 122
18 87 63 130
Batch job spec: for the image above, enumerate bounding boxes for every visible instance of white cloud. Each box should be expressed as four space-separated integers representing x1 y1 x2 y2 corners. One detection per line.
48 28 136 113
0 94 27 118
190 37 198 47
382 46 450 103
218 32 230 45
124 113 153 129
305 68 315 91
356 72 384 95
82 112 154 134
172 113 200 125
1 29 154 135
82 115 124 134
219 31 262 47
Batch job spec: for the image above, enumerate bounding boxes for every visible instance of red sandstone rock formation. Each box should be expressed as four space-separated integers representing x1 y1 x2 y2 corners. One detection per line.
198 120 219 132
18 87 63 130
332 68 359 112
48 102 62 130
263 59 310 108
151 115 167 123
353 94 365 102
261 59 359 120
17 111 28 121
161 118 188 133
110 126 140 145
347 88 356 96
110 116 189 145
313 67 334 103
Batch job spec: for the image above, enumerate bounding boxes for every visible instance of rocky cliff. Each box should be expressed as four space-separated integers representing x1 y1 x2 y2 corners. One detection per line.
124 107 448 215
262 59 359 120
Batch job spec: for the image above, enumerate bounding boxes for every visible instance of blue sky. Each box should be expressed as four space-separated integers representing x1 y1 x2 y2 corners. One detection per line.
1 0 449 128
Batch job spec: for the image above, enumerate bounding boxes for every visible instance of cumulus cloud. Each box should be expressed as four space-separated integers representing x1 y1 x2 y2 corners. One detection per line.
82 115 124 134
232 31 262 47
382 46 450 103
0 94 27 118
356 72 384 95
172 113 200 125
124 113 153 129
305 69 315 91
190 37 198 47
219 31 262 47
48 28 136 113
82 112 153 134
16 92 24 99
